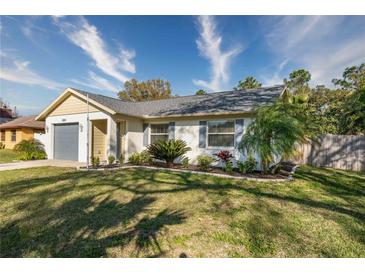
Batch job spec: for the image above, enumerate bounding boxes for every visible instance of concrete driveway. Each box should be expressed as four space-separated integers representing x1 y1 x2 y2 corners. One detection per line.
0 160 86 171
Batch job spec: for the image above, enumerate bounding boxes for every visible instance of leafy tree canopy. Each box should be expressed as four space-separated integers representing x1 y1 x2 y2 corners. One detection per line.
195 89 207 95
234 76 262 91
284 69 311 96
118 79 173 102
332 63 365 91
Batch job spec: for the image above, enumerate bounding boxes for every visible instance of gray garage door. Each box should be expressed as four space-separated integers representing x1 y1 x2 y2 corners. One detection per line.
54 123 79 161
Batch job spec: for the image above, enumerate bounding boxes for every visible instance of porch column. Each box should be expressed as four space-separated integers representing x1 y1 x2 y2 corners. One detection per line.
107 116 118 158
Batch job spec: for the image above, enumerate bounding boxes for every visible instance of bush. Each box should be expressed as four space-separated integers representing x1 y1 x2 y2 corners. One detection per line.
108 155 115 165
224 161 233 173
14 138 46 160
214 150 234 172
197 155 215 171
214 150 233 163
181 157 189 168
0 142 5 149
128 150 152 165
91 156 100 167
119 153 125 165
237 155 257 174
147 139 191 167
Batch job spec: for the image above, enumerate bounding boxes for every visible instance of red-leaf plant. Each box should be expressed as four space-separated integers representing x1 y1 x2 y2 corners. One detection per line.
213 150 233 163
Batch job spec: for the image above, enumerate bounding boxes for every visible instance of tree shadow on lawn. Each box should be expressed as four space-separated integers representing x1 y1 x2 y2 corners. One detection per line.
1 166 364 257
1 193 186 257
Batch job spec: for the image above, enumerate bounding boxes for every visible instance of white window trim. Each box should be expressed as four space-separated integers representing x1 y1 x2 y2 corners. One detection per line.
149 122 169 144
206 119 235 149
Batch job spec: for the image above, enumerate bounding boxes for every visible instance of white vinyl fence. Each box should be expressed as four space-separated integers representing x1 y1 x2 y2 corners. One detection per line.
297 134 365 172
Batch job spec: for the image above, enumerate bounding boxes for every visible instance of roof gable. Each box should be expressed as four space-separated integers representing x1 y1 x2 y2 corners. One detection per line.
36 88 116 121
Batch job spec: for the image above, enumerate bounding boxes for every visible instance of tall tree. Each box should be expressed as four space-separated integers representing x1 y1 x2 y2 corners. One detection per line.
234 76 262 91
195 89 207 95
118 79 173 102
307 86 350 134
332 63 365 91
284 69 311 96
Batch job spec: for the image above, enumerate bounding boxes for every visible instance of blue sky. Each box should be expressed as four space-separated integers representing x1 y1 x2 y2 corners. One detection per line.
1 15 364 115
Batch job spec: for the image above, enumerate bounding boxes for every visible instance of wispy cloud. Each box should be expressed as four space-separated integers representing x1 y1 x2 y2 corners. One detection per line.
53 16 135 84
193 16 242 91
0 56 63 90
262 16 365 86
71 71 119 92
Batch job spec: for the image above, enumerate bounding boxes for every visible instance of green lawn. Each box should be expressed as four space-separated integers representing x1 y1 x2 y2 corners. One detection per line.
0 149 21 163
0 165 364 257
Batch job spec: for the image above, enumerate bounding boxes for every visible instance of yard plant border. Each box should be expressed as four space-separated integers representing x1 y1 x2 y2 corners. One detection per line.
78 164 299 182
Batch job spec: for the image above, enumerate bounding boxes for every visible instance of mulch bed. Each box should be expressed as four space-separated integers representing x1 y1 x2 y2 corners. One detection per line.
80 161 297 180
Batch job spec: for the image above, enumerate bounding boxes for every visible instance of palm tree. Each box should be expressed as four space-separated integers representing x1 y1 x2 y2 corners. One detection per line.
239 97 314 173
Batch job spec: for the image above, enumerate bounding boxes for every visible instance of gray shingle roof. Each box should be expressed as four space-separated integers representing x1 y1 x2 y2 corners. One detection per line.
73 85 285 118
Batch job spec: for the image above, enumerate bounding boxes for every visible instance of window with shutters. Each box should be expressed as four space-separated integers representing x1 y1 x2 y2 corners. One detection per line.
1 130 5 141
207 120 235 147
150 123 169 144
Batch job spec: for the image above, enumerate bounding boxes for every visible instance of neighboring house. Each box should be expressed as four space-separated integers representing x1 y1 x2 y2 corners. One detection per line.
36 86 286 163
0 115 45 149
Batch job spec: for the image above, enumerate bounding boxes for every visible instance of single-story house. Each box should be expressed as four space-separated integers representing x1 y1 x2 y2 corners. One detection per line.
0 115 45 149
35 85 286 164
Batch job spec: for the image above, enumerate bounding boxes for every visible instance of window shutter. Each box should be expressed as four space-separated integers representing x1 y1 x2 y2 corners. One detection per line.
199 121 207 148
143 123 149 146
235 119 244 148
168 122 175 140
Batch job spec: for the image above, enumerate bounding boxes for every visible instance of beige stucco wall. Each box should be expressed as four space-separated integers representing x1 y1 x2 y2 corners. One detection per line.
125 117 144 159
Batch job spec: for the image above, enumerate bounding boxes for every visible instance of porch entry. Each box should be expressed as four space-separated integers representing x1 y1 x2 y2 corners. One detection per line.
91 119 107 162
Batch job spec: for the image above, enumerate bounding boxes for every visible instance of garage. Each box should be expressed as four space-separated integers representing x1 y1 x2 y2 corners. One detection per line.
53 123 79 161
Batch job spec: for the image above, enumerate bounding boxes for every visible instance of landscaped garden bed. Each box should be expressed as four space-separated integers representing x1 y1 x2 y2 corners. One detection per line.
81 138 298 180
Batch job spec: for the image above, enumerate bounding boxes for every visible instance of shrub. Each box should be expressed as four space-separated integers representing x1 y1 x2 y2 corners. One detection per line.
197 155 215 171
119 153 125 165
214 150 234 172
224 161 233 173
91 156 100 167
108 155 115 165
237 155 257 174
128 150 152 165
0 142 5 149
214 150 233 163
147 139 191 167
14 138 46 160
181 157 189 168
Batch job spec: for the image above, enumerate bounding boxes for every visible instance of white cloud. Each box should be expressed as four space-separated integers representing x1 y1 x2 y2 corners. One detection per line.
0 58 63 90
71 71 119 92
262 16 365 86
53 16 135 84
193 15 242 91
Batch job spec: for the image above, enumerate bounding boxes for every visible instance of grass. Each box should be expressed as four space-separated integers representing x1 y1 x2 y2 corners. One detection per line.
0 165 364 258
0 149 21 163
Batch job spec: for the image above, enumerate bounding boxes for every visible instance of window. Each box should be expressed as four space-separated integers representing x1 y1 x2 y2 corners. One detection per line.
150 123 169 144
207 120 235 147
1 130 5 141
11 130 16 142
